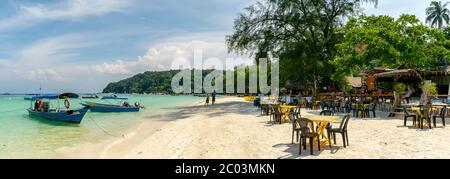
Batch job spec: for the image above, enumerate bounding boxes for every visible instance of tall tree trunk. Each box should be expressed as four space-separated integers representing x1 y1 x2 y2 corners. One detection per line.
313 71 317 98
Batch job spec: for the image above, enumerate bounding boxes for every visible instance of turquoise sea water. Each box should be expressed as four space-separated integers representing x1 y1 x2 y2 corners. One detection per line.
0 95 200 158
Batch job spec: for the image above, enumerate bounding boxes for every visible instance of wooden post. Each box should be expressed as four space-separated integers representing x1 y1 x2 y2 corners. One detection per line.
447 82 450 103
389 76 400 117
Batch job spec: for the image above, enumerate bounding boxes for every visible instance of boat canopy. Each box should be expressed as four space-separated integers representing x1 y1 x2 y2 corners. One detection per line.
31 93 79 100
59 93 79 99
101 96 129 100
82 93 98 96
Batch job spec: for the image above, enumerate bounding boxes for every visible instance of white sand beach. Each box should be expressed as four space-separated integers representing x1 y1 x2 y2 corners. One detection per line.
61 96 450 159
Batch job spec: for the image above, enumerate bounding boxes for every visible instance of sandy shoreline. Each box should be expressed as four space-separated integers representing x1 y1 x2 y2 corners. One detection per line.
63 96 450 159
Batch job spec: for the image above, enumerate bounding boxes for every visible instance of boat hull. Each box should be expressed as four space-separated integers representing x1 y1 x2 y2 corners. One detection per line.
27 109 88 124
82 97 98 99
81 102 140 112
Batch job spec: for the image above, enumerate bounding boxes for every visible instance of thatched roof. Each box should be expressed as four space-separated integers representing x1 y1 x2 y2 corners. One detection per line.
373 68 449 78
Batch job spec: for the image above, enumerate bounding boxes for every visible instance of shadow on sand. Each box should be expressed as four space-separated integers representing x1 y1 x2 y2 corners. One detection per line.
145 101 260 121
273 141 346 159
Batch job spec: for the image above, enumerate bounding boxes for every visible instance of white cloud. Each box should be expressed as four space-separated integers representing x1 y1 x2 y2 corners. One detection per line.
93 60 132 74
93 32 252 74
0 0 258 93
20 68 66 82
6 34 97 82
2 32 252 92
0 0 133 31
20 34 94 64
0 59 10 67
0 33 97 85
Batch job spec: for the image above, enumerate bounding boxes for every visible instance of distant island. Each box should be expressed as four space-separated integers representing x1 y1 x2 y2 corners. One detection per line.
102 68 260 95
103 70 182 94
103 69 226 94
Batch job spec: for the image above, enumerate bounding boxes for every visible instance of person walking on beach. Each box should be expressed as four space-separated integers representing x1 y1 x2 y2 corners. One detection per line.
205 94 210 106
212 90 216 105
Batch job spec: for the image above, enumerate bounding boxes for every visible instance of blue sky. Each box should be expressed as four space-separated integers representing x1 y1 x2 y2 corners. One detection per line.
363 0 433 22
0 0 439 93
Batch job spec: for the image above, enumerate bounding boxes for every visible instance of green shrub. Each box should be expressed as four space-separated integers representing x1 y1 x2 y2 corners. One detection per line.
394 83 406 93
421 82 438 96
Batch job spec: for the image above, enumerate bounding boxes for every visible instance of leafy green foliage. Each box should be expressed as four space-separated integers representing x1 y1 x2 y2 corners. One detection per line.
333 15 450 82
421 81 438 96
103 70 181 94
102 67 271 94
227 0 378 92
394 83 407 93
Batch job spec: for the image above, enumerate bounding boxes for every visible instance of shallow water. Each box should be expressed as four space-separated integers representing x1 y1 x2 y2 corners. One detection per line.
0 95 200 158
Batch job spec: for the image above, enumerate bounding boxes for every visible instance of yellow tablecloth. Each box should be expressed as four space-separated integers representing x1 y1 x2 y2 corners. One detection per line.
410 107 438 117
351 104 369 108
410 107 438 127
308 116 339 142
244 96 257 102
280 105 297 123
309 101 320 110
352 104 370 116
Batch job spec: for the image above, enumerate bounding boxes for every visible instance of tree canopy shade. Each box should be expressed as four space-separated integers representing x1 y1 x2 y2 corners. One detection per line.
332 14 450 82
426 1 450 29
226 0 378 94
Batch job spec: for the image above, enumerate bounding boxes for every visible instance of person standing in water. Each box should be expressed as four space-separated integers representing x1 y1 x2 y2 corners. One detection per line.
212 90 216 105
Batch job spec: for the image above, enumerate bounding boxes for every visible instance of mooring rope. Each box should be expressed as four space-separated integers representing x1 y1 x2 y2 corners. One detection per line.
87 115 124 138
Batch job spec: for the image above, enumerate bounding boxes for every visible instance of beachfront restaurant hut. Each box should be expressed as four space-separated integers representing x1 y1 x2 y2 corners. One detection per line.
372 68 450 101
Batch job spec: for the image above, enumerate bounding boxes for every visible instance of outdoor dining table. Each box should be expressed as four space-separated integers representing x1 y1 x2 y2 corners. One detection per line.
279 105 297 123
352 103 370 117
409 107 439 128
305 115 339 144
312 101 321 110
410 107 438 116
406 102 448 107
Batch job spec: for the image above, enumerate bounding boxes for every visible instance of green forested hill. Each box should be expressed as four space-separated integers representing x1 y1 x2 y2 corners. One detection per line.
103 67 271 94
102 70 181 94
103 70 219 94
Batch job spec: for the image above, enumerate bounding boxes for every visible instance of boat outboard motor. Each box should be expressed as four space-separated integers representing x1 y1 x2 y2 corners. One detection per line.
43 102 50 112
135 101 145 109
67 110 74 115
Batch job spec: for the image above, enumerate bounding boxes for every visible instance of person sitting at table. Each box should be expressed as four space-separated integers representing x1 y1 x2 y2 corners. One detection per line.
285 95 291 105
404 86 415 104
258 93 265 102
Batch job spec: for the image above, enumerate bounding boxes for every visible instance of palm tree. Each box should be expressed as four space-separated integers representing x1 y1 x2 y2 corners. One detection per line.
426 1 450 29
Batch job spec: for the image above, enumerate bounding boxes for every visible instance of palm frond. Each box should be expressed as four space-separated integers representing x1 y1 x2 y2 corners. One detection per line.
426 1 450 28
